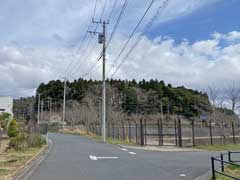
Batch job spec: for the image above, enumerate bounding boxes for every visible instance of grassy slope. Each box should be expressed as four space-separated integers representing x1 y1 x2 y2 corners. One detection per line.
59 128 137 145
216 164 240 180
0 147 43 177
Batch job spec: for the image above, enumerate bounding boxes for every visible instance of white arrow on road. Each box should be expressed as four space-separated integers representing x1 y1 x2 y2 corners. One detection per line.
89 155 119 161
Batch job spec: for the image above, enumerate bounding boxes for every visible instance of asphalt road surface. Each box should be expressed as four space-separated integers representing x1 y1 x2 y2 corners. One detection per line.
28 133 217 180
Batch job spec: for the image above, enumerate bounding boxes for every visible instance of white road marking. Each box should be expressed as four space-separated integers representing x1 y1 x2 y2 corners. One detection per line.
89 155 119 161
128 152 136 155
121 148 127 151
179 174 186 177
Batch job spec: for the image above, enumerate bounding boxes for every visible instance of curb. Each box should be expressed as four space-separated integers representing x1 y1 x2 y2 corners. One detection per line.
14 139 53 180
3 139 53 180
193 170 211 180
116 144 206 152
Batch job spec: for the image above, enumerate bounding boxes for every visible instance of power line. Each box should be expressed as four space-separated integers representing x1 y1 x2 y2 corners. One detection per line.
62 0 98 78
107 0 128 47
67 36 98 78
94 0 128 65
108 0 118 20
109 0 170 78
93 0 98 18
67 0 110 79
70 50 102 80
63 25 92 77
72 0 125 79
86 20 109 142
106 0 156 76
81 53 102 78
100 0 108 20
68 0 116 80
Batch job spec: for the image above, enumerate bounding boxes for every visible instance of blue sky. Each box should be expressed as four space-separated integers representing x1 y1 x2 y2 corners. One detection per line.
0 0 240 99
150 0 240 43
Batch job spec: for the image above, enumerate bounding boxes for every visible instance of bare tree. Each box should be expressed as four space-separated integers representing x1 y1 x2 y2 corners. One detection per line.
225 82 240 113
207 86 220 123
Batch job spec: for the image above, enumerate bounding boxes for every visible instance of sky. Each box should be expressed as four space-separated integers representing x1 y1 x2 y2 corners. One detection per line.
0 0 240 99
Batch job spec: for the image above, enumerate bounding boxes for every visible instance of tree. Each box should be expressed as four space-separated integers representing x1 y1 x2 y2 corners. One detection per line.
123 86 138 114
207 86 220 123
225 82 240 113
7 119 18 137
0 112 11 131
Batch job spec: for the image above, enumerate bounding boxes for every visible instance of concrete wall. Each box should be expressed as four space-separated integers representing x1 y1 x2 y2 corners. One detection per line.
0 96 13 116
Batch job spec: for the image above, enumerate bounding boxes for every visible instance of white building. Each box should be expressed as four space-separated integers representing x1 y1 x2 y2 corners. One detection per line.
0 96 13 116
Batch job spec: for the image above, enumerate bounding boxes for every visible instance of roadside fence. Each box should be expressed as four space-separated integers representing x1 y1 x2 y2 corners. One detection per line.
211 151 240 180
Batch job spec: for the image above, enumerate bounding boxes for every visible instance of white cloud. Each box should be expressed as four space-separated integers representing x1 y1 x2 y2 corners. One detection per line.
108 31 240 91
0 0 233 98
0 0 219 47
1 30 240 98
225 31 240 42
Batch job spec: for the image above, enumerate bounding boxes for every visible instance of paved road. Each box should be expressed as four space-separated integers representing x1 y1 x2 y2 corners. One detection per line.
28 133 217 180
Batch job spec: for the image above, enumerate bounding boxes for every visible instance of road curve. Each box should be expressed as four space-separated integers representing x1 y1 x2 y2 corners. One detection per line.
28 133 216 180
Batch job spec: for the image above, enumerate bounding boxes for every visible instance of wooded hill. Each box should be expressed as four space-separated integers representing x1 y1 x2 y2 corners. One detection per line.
35 78 212 117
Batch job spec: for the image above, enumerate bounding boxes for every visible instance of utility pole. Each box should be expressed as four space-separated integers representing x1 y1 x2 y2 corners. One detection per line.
41 100 44 122
63 77 67 124
37 93 41 124
88 19 109 142
48 97 52 122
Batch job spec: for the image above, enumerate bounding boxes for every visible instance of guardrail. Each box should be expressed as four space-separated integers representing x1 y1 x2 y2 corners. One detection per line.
211 151 240 180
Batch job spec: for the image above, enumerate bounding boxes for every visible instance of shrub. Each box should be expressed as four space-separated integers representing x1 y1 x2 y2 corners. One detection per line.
8 133 27 151
7 119 18 137
8 133 46 150
26 134 46 148
0 112 11 131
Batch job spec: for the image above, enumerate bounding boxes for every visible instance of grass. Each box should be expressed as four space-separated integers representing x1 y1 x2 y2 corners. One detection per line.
0 147 44 178
197 144 240 151
59 128 137 146
215 164 240 180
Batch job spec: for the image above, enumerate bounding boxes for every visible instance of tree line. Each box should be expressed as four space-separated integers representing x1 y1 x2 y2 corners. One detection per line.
34 78 212 117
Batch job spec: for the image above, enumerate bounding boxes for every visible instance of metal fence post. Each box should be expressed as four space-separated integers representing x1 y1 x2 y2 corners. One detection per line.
94 123 97 135
160 118 163 146
174 118 178 146
117 125 120 139
192 119 195 147
144 119 147 145
99 124 102 136
140 119 144 146
123 122 125 140
232 122 236 144
211 157 216 180
177 117 182 147
158 119 162 146
112 123 115 139
135 123 138 144
107 121 110 138
129 122 132 142
228 151 232 162
221 153 224 172
209 120 213 145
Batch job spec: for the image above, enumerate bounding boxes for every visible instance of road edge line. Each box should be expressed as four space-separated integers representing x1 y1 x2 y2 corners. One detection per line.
12 139 53 180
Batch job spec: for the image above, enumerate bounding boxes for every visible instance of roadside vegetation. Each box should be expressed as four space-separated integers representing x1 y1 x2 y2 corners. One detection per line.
0 112 46 178
215 164 240 180
59 127 136 145
197 144 240 151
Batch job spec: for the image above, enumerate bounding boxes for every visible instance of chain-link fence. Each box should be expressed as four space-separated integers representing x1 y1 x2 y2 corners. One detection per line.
35 100 240 147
